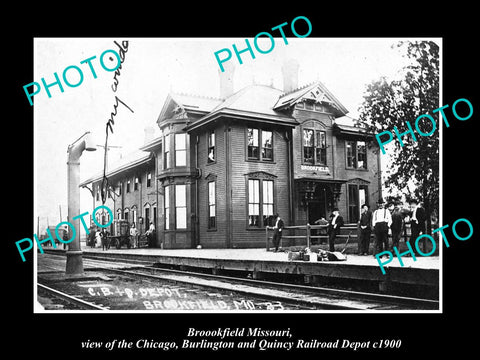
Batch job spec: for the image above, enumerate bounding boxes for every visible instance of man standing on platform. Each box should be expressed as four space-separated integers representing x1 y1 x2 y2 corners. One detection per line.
409 199 426 245
272 213 284 252
358 204 372 255
327 208 344 252
389 201 404 250
372 199 392 257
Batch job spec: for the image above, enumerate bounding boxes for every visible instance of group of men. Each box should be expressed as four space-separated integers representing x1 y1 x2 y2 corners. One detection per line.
323 199 426 255
267 198 427 255
357 199 426 256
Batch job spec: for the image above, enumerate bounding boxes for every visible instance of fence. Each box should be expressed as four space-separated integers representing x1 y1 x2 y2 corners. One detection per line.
265 224 356 251
265 223 433 253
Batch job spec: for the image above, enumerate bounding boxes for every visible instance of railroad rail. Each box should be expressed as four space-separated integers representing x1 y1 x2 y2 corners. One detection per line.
37 283 108 310
100 264 438 310
39 252 439 310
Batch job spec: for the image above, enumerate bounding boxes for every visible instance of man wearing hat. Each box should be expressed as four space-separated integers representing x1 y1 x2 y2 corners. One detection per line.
272 213 284 252
327 208 344 252
358 204 372 255
409 199 426 245
389 201 404 250
372 198 392 256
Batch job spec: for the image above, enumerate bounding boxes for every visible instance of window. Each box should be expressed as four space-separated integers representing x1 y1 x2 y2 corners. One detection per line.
175 133 187 167
303 129 326 165
357 141 367 169
96 186 100 201
248 178 274 227
126 179 131 193
95 207 110 226
164 185 170 230
247 128 259 159
303 129 314 164
346 140 367 169
118 183 122 195
124 209 129 222
315 130 327 165
346 141 356 168
134 176 139 191
175 184 187 229
208 130 215 163
262 180 274 226
297 101 327 112
208 181 216 229
248 128 273 161
261 131 273 161
164 134 170 169
147 172 151 188
248 179 260 226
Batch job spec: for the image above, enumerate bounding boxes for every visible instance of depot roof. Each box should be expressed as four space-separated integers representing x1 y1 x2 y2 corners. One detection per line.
80 150 153 187
183 84 299 132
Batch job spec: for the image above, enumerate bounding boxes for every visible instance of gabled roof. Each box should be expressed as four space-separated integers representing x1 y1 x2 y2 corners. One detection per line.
80 150 153 186
212 84 285 116
273 81 348 117
185 84 299 132
157 93 223 122
171 93 223 113
159 80 348 132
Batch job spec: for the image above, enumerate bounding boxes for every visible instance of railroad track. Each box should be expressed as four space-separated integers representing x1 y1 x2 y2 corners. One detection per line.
81 254 438 310
98 264 438 310
37 283 108 310
40 251 439 310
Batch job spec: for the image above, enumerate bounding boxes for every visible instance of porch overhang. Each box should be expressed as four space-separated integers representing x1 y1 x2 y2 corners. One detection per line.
294 178 347 209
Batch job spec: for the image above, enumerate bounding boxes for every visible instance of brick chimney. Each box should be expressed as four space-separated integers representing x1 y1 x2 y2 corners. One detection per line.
281 58 299 93
218 62 235 98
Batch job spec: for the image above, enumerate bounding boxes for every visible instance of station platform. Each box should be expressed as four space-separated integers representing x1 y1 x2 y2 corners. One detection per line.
41 246 440 295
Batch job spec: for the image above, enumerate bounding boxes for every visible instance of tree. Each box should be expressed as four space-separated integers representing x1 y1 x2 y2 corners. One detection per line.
357 41 440 236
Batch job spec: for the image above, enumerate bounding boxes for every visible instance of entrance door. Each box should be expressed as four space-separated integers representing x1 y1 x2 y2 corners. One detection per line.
144 208 150 233
308 184 329 224
348 184 369 223
308 201 324 225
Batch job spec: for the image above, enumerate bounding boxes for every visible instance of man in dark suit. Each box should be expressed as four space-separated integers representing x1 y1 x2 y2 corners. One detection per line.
389 201 404 250
327 208 344 252
272 213 284 252
409 199 426 244
358 204 372 255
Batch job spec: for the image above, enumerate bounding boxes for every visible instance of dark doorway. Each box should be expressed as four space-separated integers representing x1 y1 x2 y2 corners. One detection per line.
145 208 150 233
308 184 329 224
308 201 324 225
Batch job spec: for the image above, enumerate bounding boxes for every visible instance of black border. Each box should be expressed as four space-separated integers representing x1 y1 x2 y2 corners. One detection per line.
8 5 478 357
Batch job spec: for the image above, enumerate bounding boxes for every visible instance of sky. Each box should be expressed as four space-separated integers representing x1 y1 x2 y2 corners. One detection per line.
33 37 439 234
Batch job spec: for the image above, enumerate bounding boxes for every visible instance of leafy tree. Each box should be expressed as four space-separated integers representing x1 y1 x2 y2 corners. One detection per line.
357 41 439 235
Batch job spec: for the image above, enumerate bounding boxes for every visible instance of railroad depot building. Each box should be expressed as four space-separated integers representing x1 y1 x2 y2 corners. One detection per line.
80 61 382 249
